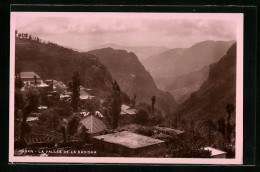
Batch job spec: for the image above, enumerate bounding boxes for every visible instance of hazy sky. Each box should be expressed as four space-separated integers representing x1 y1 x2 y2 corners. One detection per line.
14 12 237 51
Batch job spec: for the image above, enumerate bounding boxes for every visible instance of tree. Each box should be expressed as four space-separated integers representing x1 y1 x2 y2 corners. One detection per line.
201 119 216 146
15 30 18 37
217 117 226 140
149 111 163 125
103 81 121 129
34 75 37 86
80 126 91 143
131 93 136 108
15 90 25 119
71 71 80 112
170 131 211 158
48 111 61 130
85 98 100 115
54 100 73 118
226 103 235 122
226 103 235 144
67 81 73 92
15 74 24 118
60 126 67 143
151 96 156 111
38 89 48 106
67 116 80 141
20 87 40 142
15 74 24 90
135 109 149 125
172 116 178 128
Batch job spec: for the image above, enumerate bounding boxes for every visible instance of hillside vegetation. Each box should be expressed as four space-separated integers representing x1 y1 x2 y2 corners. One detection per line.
87 48 177 115
15 38 113 94
173 43 236 122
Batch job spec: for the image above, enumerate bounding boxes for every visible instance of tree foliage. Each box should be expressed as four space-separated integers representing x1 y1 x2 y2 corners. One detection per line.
71 71 80 112
84 98 100 114
201 119 216 146
135 109 149 125
169 132 211 158
151 96 156 111
217 117 226 139
67 116 80 140
103 81 121 129
54 100 73 118
20 87 40 141
15 74 24 90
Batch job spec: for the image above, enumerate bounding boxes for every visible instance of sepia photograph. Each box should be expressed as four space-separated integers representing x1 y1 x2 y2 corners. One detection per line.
9 12 243 164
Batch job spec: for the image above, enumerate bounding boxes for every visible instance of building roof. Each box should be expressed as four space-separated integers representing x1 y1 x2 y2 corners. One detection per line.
80 115 107 134
120 104 137 115
20 72 40 79
53 80 66 89
93 131 165 149
37 80 49 87
80 90 94 100
26 117 38 122
203 147 227 156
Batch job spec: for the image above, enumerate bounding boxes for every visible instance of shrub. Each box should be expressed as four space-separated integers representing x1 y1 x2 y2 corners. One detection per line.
135 126 154 137
67 116 80 140
135 109 148 125
38 109 62 130
54 101 73 117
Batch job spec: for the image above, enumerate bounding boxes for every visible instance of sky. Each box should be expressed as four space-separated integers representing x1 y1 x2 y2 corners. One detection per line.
14 12 237 51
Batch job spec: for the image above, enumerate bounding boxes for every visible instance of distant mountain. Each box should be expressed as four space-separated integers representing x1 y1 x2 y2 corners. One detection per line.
143 40 235 89
88 43 169 62
87 48 177 115
173 43 236 122
15 38 113 95
164 66 209 103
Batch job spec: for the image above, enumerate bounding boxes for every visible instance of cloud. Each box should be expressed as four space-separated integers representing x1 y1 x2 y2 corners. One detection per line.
141 19 236 40
14 13 237 50
16 16 139 36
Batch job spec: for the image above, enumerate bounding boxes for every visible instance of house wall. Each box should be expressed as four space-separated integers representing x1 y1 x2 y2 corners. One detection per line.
92 138 166 157
21 78 36 82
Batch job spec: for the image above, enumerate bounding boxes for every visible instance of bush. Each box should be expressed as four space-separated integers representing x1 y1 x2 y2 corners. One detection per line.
14 140 27 149
67 116 80 140
38 109 62 130
83 98 100 113
135 126 154 137
135 109 148 125
149 112 163 125
54 101 73 117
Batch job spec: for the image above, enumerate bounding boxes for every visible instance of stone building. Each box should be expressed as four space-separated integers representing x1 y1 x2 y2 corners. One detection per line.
93 131 165 157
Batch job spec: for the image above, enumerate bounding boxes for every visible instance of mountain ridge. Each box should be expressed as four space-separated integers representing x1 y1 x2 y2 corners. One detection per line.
173 43 236 122
144 40 235 79
87 47 177 115
87 43 170 62
15 38 113 96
